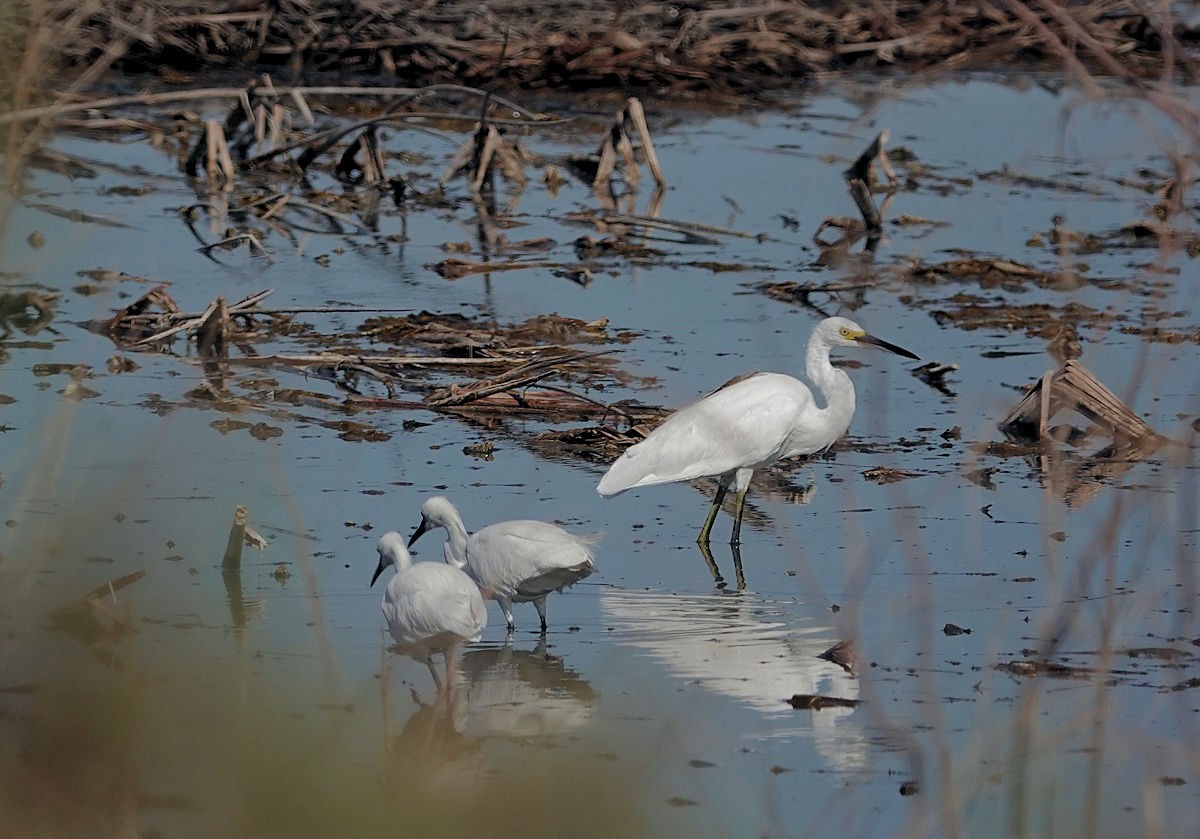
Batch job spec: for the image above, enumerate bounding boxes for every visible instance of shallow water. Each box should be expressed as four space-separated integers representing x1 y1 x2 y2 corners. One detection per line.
1 73 1198 837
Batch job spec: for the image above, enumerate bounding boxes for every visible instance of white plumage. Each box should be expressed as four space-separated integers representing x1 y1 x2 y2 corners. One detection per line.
371 531 487 689
597 316 918 545
408 496 597 632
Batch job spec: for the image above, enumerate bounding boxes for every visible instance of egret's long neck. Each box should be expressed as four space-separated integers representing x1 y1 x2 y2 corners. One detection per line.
388 547 411 572
805 336 856 439
441 513 470 568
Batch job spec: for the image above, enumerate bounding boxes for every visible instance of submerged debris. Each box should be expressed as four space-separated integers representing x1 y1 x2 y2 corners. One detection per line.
49 570 148 668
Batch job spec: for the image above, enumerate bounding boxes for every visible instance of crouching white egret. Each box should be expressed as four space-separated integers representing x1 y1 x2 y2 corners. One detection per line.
596 316 918 545
408 496 597 633
371 531 487 690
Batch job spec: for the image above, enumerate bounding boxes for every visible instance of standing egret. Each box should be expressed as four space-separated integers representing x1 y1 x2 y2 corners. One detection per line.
371 531 488 690
408 496 597 633
596 316 918 545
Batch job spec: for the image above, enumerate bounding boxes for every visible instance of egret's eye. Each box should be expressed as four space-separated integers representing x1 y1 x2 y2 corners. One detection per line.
839 327 852 337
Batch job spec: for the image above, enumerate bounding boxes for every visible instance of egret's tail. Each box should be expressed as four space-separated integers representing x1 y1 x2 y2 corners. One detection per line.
596 458 634 497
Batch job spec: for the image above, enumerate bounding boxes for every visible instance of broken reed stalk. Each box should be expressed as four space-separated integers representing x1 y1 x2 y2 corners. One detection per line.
843 130 893 235
196 295 230 357
591 97 666 193
222 505 249 570
624 97 666 188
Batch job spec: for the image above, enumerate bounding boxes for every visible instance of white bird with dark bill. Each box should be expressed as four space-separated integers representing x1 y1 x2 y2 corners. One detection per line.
408 496 597 633
371 531 487 690
596 316 919 545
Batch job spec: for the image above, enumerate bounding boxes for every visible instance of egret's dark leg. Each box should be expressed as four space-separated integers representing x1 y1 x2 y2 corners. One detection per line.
729 484 750 545
697 480 730 545
534 597 548 634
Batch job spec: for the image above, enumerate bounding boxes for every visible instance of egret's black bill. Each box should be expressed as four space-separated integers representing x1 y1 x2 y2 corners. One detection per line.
858 333 919 360
407 518 430 548
370 557 386 587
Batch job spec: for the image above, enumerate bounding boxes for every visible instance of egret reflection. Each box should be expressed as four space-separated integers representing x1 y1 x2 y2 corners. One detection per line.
385 637 596 750
601 587 867 771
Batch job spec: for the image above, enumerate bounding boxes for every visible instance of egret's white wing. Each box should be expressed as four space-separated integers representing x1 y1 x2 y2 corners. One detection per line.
467 520 597 599
383 563 486 646
597 372 815 494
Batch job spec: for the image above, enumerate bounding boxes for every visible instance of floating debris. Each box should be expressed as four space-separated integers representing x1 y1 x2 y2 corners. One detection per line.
912 361 958 396
818 640 856 674
996 659 1092 680
785 694 861 710
862 466 921 485
909 256 1085 291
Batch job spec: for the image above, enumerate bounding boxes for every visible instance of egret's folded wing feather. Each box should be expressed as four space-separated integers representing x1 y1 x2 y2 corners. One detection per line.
467 521 597 598
383 564 486 645
597 373 814 494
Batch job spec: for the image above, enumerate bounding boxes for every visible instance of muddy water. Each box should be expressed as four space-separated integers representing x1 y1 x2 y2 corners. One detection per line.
1 75 1198 838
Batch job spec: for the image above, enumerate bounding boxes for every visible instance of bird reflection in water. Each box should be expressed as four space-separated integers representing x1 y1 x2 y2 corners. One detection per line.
697 541 746 591
382 636 597 773
601 587 867 770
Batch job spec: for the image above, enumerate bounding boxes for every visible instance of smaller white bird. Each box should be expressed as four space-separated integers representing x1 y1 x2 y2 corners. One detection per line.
371 531 487 691
408 496 597 633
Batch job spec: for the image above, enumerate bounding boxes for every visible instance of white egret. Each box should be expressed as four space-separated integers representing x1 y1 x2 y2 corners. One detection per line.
596 316 918 545
371 531 488 690
408 496 597 632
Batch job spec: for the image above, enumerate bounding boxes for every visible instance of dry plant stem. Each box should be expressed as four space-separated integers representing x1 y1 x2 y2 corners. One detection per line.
585 209 762 242
625 98 666 187
471 125 502 193
1007 0 1200 142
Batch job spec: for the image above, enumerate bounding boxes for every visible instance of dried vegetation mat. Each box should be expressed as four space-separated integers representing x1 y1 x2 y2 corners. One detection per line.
94 283 668 456
28 1 1200 93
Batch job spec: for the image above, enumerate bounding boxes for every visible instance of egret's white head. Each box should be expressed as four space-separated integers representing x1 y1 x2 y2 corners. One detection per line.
371 530 411 586
408 495 459 548
817 316 919 359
